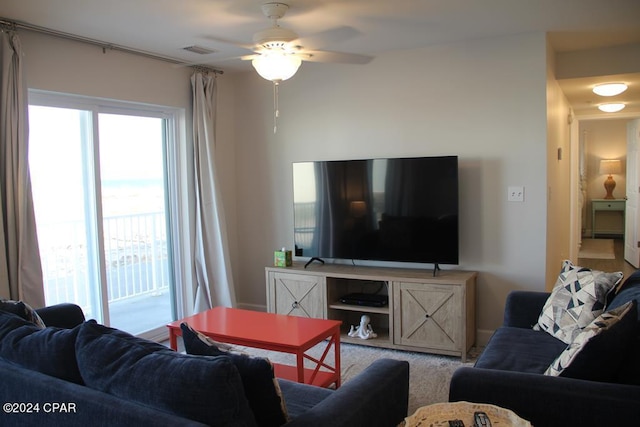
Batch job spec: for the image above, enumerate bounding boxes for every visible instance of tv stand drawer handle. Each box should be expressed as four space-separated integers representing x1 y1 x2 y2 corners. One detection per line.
292 301 299 309
425 314 430 319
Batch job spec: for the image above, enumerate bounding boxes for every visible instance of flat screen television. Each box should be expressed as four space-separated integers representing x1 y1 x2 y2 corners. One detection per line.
292 156 459 267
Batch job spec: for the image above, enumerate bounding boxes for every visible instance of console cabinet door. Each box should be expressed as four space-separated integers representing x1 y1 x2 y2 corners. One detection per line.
268 272 326 319
393 282 462 351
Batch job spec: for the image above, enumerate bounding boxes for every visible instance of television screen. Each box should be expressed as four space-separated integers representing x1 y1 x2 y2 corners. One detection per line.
292 156 459 265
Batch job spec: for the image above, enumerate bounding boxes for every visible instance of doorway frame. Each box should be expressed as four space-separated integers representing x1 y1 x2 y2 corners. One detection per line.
570 112 640 266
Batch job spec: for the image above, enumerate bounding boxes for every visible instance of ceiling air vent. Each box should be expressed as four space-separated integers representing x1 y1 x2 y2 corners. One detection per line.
182 45 216 55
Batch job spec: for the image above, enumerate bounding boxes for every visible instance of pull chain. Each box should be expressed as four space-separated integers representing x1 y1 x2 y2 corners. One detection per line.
273 81 280 133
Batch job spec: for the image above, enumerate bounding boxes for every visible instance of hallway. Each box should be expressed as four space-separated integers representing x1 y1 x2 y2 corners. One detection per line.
578 238 636 280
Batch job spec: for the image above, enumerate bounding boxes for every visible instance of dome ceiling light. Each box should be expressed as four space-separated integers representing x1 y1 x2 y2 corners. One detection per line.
598 103 626 113
592 83 628 97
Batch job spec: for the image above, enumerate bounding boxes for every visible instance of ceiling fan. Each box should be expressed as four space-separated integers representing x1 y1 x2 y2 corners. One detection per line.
196 2 372 133
208 2 373 82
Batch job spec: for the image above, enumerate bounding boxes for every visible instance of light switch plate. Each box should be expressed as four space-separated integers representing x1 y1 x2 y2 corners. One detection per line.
508 186 524 202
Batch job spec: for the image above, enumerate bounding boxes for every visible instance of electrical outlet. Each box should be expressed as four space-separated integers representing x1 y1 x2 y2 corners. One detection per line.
508 186 524 202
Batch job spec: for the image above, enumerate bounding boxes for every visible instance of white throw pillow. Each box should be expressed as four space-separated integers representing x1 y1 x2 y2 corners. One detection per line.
533 260 622 344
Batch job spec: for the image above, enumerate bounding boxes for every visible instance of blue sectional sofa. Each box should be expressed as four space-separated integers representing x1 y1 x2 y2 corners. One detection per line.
0 303 409 427
449 285 640 427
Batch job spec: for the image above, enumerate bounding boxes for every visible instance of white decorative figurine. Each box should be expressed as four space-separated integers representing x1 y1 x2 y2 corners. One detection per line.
348 314 378 340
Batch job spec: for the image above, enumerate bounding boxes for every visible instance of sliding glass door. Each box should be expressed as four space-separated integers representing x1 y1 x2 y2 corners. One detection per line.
28 95 177 337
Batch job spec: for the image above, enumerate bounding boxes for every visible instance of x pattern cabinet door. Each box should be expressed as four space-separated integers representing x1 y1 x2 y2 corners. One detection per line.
394 282 462 351
270 273 326 319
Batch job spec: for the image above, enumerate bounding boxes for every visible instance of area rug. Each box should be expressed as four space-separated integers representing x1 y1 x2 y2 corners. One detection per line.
233 342 480 415
578 238 615 260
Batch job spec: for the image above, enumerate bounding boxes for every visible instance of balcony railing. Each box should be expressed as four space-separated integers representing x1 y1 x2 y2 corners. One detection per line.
38 212 170 320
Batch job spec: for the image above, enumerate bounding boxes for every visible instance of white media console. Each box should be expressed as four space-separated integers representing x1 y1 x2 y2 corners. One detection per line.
265 262 477 361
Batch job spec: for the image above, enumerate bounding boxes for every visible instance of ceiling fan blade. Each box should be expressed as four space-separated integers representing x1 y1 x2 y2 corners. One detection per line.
200 35 256 51
172 54 252 68
240 54 259 61
291 26 361 50
303 50 373 65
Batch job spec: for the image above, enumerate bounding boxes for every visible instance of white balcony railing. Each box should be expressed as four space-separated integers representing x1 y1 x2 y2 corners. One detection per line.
39 212 171 320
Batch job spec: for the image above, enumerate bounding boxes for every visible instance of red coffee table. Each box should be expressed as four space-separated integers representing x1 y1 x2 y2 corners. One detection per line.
167 307 342 388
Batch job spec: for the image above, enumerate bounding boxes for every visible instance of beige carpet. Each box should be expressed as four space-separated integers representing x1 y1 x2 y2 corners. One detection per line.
233 342 479 415
578 238 615 260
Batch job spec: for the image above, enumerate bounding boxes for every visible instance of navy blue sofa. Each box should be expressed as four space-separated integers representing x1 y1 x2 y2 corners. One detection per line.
449 288 640 426
0 304 409 427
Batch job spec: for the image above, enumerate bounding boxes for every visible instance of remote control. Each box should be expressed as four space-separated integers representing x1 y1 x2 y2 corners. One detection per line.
448 420 464 427
474 411 491 427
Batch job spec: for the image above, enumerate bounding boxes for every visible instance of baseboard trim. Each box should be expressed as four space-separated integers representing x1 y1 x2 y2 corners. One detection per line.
237 302 267 312
476 329 494 347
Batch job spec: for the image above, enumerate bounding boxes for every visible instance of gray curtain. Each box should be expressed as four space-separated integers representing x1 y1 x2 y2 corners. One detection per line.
190 71 236 311
0 30 45 307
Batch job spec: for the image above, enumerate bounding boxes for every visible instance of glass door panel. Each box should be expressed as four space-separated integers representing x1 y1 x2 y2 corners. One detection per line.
28 106 102 320
29 103 175 337
98 113 173 334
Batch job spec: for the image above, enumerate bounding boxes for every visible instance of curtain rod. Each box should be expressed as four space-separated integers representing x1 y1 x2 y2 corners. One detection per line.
0 17 224 75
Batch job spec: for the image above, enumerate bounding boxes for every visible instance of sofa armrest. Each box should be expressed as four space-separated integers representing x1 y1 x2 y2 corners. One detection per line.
36 303 85 328
503 291 549 328
449 367 640 427
284 359 409 427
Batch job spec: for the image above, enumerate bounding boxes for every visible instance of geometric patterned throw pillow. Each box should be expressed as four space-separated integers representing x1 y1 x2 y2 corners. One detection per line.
0 299 46 329
533 260 623 344
544 300 637 379
181 322 248 355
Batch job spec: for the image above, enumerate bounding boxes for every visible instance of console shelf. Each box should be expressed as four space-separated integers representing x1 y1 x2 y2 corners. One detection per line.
265 262 477 361
328 302 389 315
340 328 391 348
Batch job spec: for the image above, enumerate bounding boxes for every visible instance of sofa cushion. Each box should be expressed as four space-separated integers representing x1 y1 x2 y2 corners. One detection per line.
0 299 46 328
76 321 256 427
0 310 83 383
607 269 640 319
474 326 567 373
614 335 640 385
533 260 622 344
607 270 640 384
181 322 289 427
545 301 637 381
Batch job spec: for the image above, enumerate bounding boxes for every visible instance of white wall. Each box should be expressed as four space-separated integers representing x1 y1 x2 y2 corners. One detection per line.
18 29 555 342
21 31 193 108
583 119 628 201
232 32 550 341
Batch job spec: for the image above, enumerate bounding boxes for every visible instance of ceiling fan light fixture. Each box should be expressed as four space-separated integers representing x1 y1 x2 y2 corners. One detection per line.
598 103 626 113
252 52 302 82
253 26 298 46
593 83 628 97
